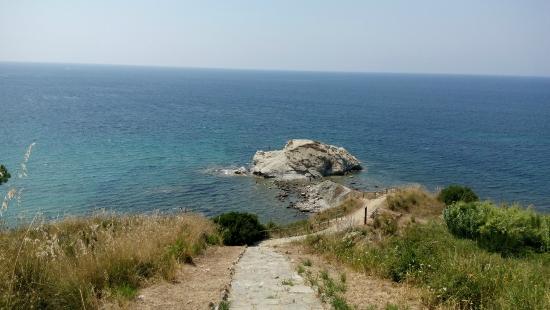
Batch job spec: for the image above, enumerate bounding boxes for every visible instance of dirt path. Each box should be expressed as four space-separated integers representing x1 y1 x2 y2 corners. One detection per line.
228 245 325 310
262 195 386 247
132 246 245 310
347 195 386 226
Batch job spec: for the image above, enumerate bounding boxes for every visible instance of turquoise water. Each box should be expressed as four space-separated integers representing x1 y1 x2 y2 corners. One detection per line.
1 63 550 224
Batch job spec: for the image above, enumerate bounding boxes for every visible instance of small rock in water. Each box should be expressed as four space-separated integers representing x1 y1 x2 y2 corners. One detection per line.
277 191 289 201
233 167 248 175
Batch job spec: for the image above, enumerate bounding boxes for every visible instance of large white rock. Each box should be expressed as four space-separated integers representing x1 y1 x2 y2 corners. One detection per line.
252 139 362 181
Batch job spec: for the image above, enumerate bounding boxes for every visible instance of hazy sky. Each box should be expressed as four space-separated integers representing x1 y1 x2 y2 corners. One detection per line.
1 0 549 76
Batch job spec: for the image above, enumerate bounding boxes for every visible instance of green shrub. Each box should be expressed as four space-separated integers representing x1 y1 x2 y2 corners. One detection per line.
443 201 491 239
444 201 550 254
0 165 10 185
218 300 230 310
213 212 267 245
478 205 549 254
438 185 478 205
331 296 353 310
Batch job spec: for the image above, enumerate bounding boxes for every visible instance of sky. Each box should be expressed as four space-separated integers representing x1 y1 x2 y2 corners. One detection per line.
1 0 549 76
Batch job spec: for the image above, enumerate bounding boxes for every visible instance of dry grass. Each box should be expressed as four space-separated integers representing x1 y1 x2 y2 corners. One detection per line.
366 187 444 238
0 212 219 309
381 186 444 230
386 186 444 217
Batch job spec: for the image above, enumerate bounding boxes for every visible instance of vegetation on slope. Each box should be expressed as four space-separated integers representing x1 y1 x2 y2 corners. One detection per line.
0 165 10 185
301 187 550 309
0 212 220 309
2 181 548 309
444 201 549 255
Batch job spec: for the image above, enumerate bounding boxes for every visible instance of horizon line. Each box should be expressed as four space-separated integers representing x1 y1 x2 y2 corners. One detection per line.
1 60 549 79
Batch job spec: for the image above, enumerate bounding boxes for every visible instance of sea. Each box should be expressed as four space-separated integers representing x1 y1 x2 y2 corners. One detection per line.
1 62 549 225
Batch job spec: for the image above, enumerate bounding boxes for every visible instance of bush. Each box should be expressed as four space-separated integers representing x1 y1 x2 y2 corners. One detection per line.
444 201 550 254
438 185 478 205
213 212 266 245
443 201 491 239
0 165 10 185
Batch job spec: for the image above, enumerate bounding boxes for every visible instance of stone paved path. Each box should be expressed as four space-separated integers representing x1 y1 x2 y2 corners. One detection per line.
228 245 324 310
228 195 387 309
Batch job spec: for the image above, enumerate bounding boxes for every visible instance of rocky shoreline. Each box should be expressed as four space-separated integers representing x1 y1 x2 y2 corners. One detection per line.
226 139 366 213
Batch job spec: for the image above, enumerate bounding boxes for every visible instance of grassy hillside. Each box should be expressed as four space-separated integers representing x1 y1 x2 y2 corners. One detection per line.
301 187 550 309
0 212 220 308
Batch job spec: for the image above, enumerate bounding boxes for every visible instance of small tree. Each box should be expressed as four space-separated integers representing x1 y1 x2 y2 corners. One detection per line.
438 185 478 205
213 212 267 245
0 165 10 185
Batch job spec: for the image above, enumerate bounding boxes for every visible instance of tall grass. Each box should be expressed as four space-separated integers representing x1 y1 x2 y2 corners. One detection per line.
385 186 444 218
0 212 219 308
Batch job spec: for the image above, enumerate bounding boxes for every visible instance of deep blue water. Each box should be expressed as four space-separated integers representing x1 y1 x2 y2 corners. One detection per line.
1 62 549 224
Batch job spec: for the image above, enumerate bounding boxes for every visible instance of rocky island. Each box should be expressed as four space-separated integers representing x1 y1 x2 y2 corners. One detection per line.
251 139 362 181
247 139 364 212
